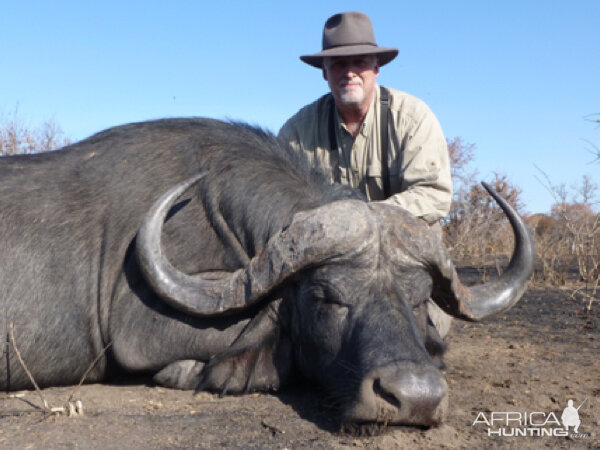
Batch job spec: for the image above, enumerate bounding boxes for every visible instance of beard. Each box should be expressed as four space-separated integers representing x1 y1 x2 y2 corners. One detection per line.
337 78 364 107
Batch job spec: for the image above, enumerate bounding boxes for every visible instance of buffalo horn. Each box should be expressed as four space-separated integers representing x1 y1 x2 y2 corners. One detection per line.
136 174 374 316
431 182 535 321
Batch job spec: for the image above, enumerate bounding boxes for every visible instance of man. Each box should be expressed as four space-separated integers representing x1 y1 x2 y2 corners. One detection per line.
278 11 453 338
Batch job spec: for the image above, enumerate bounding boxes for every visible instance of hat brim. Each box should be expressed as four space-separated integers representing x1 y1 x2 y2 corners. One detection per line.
300 45 398 68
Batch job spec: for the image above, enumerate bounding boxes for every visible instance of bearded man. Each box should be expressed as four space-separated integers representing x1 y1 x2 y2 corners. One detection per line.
279 11 454 339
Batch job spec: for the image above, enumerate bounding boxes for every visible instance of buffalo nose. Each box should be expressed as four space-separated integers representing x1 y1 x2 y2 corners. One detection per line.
348 363 448 426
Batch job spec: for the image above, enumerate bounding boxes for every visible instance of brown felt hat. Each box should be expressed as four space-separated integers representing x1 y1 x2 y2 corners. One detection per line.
300 12 399 68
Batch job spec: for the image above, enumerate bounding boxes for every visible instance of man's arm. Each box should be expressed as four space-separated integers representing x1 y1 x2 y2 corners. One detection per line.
382 99 452 223
277 119 303 152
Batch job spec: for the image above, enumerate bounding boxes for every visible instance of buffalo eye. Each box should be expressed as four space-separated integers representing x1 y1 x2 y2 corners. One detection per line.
292 282 352 371
309 284 349 331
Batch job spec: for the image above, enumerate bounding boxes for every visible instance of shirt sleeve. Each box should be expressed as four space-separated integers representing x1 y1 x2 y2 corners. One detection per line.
277 118 292 143
278 119 303 152
381 100 453 223
278 99 326 167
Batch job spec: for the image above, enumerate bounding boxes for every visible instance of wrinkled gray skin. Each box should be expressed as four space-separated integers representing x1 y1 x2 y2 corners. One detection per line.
0 119 534 429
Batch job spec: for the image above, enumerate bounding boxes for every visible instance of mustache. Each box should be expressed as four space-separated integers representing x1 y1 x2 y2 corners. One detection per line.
339 77 363 88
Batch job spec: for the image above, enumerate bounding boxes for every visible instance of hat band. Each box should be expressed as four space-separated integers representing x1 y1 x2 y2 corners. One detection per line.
324 42 377 51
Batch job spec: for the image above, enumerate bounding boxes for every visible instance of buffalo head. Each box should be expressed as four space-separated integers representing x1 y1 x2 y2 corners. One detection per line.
135 174 534 428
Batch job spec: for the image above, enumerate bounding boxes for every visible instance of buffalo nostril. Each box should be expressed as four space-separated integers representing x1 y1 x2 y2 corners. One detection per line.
372 377 401 409
347 365 447 426
368 365 447 425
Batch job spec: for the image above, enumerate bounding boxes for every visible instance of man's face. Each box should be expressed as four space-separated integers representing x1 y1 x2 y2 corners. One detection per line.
323 55 380 110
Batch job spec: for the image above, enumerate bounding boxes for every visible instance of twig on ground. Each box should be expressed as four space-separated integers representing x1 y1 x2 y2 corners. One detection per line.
67 341 112 405
5 323 112 418
8 322 49 411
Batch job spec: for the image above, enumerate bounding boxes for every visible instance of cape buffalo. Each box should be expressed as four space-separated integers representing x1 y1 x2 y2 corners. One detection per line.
0 118 534 428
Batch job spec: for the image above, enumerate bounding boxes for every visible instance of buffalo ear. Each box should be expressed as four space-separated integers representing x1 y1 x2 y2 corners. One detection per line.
412 301 447 370
424 321 447 370
197 300 295 394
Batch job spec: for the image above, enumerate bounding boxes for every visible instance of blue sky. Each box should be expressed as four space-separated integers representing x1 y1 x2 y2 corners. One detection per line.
2 1 599 214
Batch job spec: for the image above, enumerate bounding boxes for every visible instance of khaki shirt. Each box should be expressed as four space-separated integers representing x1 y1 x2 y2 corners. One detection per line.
278 84 452 223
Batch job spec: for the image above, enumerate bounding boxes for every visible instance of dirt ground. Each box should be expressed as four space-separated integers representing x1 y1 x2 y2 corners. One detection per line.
1 271 598 449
